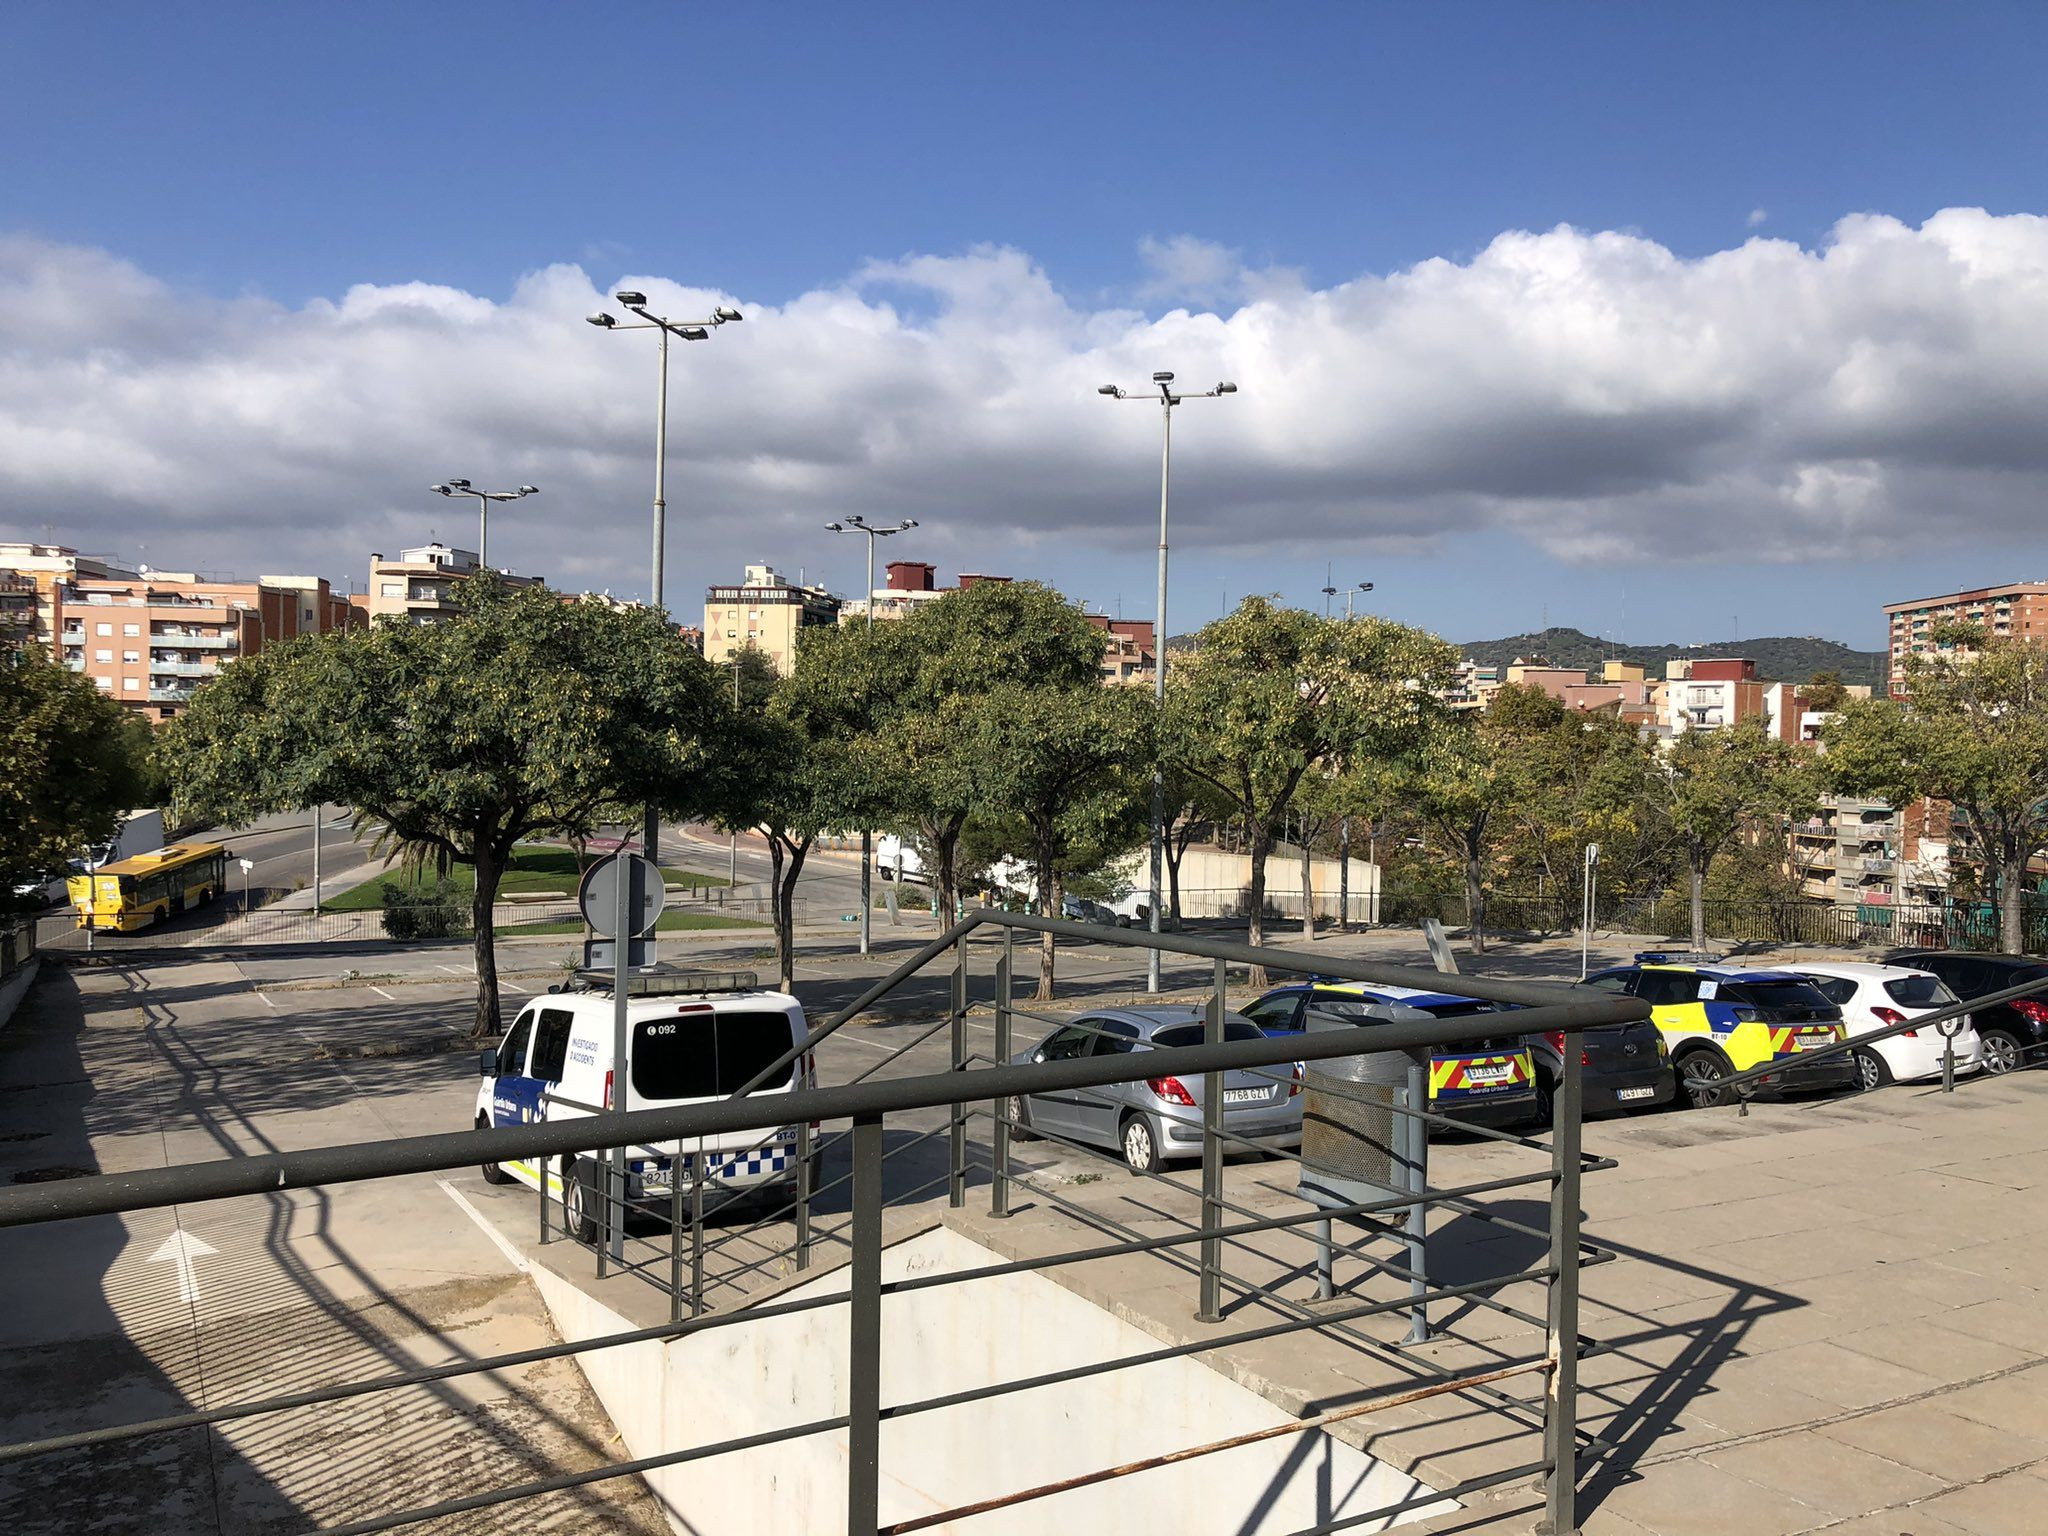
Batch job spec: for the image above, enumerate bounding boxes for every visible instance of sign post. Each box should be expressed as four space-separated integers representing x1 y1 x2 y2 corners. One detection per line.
579 847 664 1263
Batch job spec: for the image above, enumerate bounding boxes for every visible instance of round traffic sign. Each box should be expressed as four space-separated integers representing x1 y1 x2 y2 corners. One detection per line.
579 851 663 939
1936 1014 1967 1038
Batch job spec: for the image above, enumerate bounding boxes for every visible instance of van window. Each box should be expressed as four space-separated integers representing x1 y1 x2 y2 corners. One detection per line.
530 1009 575 1082
631 1009 796 1100
497 1012 535 1078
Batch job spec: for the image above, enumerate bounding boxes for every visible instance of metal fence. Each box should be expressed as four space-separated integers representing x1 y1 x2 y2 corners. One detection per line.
0 911 1642 1536
0 916 34 985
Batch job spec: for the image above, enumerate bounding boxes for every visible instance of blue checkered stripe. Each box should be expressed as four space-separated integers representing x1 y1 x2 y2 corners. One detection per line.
678 1134 796 1181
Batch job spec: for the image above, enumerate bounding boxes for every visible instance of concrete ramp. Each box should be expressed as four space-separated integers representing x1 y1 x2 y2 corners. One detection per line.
534 1223 1450 1534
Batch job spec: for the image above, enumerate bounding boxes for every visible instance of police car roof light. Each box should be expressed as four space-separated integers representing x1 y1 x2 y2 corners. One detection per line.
572 966 760 997
1635 950 1721 966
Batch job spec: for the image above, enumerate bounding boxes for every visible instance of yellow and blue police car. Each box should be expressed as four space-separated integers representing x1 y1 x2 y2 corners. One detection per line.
1581 953 1855 1108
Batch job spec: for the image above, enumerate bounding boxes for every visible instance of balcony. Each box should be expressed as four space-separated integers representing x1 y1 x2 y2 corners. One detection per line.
148 686 196 704
152 630 234 649
150 661 217 678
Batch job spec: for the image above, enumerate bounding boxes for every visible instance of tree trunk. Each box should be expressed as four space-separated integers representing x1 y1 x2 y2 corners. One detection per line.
774 839 809 992
468 839 504 1040
1035 833 1058 1003
1463 845 1487 956
1166 826 1187 926
933 822 960 930
1300 835 1316 943
1246 824 1271 988
1689 856 1707 954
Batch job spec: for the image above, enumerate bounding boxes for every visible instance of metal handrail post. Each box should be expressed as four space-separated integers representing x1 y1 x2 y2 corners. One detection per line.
668 1162 684 1324
992 927 1013 1219
1197 956 1225 1323
848 1113 885 1536
1943 1031 1957 1094
1403 1047 1430 1346
1541 1030 1585 1536
949 934 968 1208
538 1158 550 1246
795 1117 813 1270
690 1140 706 1319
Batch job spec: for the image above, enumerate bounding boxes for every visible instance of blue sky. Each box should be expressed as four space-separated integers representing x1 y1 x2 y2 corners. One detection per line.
6 3 2048 652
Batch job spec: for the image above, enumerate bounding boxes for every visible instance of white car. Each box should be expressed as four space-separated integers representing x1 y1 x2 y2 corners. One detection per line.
1787 961 1983 1090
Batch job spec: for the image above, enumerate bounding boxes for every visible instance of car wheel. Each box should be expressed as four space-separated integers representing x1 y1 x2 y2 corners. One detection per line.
1007 1096 1037 1140
478 1115 512 1184
1980 1031 2023 1075
1853 1047 1892 1093
1121 1114 1162 1175
1531 1069 1556 1128
1677 1051 1735 1110
1115 914 1132 928
564 1159 601 1244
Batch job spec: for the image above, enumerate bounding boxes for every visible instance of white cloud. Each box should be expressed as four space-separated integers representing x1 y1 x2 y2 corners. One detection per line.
1747 207 1769 227
1136 234 1244 304
6 210 2048 601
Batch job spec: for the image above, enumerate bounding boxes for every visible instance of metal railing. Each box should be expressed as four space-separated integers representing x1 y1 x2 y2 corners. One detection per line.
0 912 1644 1534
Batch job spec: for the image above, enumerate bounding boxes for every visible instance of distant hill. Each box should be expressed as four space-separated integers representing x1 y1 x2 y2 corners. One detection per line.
1456 626 1886 688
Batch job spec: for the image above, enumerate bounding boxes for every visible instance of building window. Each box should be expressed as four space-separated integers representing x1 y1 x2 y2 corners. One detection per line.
381 583 403 597
123 623 139 636
94 676 112 689
94 649 112 663
123 678 140 692
96 622 112 636
122 650 139 663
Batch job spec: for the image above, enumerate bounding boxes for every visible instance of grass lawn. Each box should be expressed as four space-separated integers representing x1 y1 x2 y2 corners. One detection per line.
326 843 727 912
496 909 763 937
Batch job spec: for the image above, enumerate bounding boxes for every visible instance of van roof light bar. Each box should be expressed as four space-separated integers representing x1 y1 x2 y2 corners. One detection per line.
571 967 761 997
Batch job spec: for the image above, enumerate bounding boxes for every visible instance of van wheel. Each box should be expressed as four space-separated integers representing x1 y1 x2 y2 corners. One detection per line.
1677 1051 1734 1109
478 1115 512 1184
564 1159 601 1244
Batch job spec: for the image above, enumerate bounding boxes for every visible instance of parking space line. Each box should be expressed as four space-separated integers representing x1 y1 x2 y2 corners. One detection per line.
369 985 396 1001
437 1179 529 1273
437 964 472 976
256 992 276 1009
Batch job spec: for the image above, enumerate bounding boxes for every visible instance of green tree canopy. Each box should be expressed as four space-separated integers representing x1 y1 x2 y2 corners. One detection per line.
1822 624 2048 951
1164 598 1457 971
165 576 736 1035
0 653 155 904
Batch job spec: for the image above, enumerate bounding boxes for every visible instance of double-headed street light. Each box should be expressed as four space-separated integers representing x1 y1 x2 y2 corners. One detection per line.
430 480 538 573
1321 578 1374 620
1098 371 1237 993
588 289 743 864
826 515 919 956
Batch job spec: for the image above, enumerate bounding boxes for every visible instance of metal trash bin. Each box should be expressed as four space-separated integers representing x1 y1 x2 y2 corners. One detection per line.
1295 1001 1432 1339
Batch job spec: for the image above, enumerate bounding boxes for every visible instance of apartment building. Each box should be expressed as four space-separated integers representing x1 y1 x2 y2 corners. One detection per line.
1088 614 1156 684
1790 795 1948 908
364 542 544 625
703 563 842 675
1882 581 2048 694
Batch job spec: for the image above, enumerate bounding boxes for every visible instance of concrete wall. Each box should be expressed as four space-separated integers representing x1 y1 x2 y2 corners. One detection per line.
1166 845 1381 923
533 1225 1447 1534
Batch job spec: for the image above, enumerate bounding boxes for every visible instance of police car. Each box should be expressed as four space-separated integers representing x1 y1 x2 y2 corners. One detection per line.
1240 981 1542 1129
475 967 815 1242
1581 953 1855 1108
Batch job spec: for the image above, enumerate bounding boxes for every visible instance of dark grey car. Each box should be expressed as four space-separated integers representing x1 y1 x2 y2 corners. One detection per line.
1008 1006 1303 1173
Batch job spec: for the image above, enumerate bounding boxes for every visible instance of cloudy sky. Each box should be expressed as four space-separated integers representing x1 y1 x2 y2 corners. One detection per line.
6 5 2048 650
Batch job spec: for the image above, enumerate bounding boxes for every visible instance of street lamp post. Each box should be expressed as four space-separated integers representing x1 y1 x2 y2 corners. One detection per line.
826 516 919 957
431 480 538 574
1331 579 1373 927
587 291 743 867
1097 372 1237 993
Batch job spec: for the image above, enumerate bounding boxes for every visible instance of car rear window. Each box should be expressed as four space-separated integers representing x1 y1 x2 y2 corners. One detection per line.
631 1008 797 1101
1717 979 1836 1012
1883 974 1959 1008
1151 1021 1264 1048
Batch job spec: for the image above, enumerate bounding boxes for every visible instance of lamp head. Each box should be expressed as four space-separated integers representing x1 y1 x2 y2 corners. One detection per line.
1362 582 1375 593
614 290 647 307
715 306 743 322
1097 384 1120 396
430 484 449 495
824 522 844 532
447 478 471 489
586 312 617 328
1216 381 1238 394
679 326 710 341
1152 371 1175 384
900 519 919 530
518 485 539 496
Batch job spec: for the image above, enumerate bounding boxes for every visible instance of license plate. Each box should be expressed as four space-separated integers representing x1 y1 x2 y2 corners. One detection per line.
1795 1031 1835 1051
1223 1087 1266 1104
1616 1086 1656 1102
1462 1066 1512 1085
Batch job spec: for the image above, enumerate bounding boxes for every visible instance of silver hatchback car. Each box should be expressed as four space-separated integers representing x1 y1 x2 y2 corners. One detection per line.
1008 1006 1303 1173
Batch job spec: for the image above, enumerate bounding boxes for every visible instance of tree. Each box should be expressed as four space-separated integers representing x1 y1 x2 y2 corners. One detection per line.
1652 717 1818 952
1396 711 1514 953
874 581 1108 926
166 576 735 1036
1160 762 1237 927
0 653 153 903
966 682 1153 999
1164 598 1456 974
1805 669 1849 713
1822 623 2048 952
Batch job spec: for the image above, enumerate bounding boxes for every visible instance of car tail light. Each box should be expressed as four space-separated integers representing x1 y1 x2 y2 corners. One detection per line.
1148 1075 1195 1105
2014 999 2048 1026
1288 1066 1303 1098
603 1068 615 1111
1544 1029 1590 1066
1871 1005 1916 1038
803 1050 818 1089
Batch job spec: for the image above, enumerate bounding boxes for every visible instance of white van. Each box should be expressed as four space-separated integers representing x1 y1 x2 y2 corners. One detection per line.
474 968 816 1242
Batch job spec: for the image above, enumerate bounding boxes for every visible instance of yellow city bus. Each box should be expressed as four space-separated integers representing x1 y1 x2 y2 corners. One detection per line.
67 843 229 933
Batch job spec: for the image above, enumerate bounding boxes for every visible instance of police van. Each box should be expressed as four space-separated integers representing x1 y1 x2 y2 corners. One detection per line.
474 967 816 1242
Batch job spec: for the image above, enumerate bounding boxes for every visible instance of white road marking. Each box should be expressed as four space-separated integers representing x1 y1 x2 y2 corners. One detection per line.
437 964 472 976
256 992 276 1009
501 981 529 996
438 1179 529 1273
369 985 396 1001
148 1228 217 1304
829 1032 900 1051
